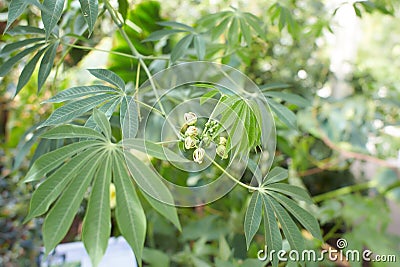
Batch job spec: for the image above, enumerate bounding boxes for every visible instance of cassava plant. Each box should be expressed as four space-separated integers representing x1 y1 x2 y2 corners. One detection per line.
0 0 325 266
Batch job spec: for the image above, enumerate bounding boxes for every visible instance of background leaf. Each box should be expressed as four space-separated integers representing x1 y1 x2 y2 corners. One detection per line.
171 34 193 62
42 154 101 254
140 190 181 231
88 69 125 91
42 0 65 39
42 94 116 126
22 140 98 183
24 149 98 222
79 0 98 36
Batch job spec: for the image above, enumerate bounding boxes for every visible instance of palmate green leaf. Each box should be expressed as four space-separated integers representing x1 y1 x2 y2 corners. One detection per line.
268 100 297 130
120 96 138 139
261 194 282 267
140 190 181 231
267 195 305 252
93 109 112 140
244 191 262 249
113 152 146 266
41 124 106 141
6 25 46 36
0 38 45 56
24 149 99 222
171 34 194 62
42 94 116 126
43 85 118 103
269 192 322 240
82 154 111 267
16 48 46 95
42 0 65 40
85 97 120 129
122 139 190 163
43 153 103 254
262 167 288 185
5 0 28 33
265 183 313 204
22 140 99 183
0 43 44 77
124 152 177 216
88 69 125 91
79 0 98 37
38 41 59 92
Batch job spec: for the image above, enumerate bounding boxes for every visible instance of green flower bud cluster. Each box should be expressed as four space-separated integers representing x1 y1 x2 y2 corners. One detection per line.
180 112 228 164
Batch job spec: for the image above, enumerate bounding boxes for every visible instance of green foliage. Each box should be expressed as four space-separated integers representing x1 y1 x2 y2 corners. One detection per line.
2 0 399 266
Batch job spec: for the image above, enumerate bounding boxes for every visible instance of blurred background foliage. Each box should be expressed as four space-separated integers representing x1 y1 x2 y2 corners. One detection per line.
0 0 399 266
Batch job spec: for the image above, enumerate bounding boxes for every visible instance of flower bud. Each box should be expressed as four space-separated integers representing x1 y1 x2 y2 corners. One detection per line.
219 136 227 146
216 145 228 159
186 126 198 137
184 136 196 149
193 148 205 164
184 112 197 125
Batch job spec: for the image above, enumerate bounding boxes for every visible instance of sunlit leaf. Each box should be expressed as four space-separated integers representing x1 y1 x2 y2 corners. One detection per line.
38 41 59 92
16 48 46 95
171 34 194 62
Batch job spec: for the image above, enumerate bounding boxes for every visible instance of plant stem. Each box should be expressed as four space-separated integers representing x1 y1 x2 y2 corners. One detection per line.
312 180 376 203
205 153 260 191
